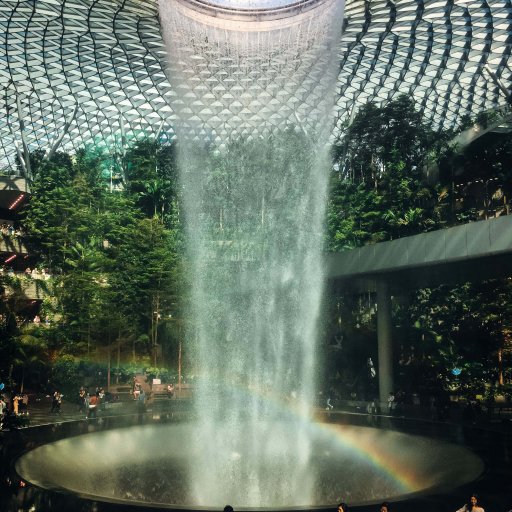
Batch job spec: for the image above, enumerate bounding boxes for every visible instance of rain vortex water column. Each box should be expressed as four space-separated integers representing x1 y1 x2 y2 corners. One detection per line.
159 0 344 507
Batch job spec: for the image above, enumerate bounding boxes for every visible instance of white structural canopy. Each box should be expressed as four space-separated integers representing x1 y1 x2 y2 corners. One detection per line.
0 0 511 170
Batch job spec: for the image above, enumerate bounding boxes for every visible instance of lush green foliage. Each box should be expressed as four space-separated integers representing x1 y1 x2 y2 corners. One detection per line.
327 95 450 249
1 140 184 391
398 280 512 398
325 96 512 400
123 139 179 226
445 131 512 223
2 99 511 400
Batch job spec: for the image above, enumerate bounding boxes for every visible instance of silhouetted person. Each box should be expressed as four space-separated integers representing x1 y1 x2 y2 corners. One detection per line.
456 494 484 512
78 387 86 413
224 505 234 512
51 391 62 413
380 502 390 512
337 503 349 512
137 388 146 423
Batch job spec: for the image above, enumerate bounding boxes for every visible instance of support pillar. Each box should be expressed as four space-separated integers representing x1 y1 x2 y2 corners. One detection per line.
376 280 393 410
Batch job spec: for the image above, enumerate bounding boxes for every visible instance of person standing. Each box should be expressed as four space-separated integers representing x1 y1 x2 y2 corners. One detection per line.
387 391 396 415
133 377 141 400
12 394 20 415
21 393 29 412
78 387 86 413
379 503 390 512
137 388 146 422
138 388 146 407
88 392 99 419
0 395 6 426
84 392 90 418
98 387 105 411
456 494 485 512
51 391 61 413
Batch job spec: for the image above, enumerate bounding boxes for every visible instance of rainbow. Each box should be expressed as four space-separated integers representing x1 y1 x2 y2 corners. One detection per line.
191 378 421 498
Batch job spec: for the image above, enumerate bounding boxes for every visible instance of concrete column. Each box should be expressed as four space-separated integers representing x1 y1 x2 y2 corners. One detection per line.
376 280 393 409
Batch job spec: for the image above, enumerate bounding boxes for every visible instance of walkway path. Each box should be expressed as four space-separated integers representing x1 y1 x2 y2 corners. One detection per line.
327 214 512 291
8 398 136 427
5 397 510 434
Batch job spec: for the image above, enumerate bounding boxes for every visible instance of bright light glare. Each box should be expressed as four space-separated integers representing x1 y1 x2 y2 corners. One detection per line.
199 0 301 8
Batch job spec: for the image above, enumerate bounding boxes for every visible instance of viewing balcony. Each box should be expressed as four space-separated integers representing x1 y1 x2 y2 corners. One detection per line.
0 175 29 193
0 235 28 254
326 214 512 292
1 273 50 301
0 176 30 217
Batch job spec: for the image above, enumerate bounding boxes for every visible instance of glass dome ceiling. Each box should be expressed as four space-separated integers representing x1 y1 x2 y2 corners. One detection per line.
0 0 511 171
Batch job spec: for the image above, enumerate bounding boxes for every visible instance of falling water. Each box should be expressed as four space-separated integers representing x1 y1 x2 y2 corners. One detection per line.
159 0 344 507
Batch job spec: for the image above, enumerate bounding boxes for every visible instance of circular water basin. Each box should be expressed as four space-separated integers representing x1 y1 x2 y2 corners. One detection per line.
16 421 483 509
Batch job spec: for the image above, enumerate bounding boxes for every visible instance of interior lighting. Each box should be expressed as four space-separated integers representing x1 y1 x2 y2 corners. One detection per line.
5 254 17 263
8 193 25 210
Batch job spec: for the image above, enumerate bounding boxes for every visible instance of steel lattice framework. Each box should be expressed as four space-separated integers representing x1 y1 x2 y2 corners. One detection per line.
0 0 511 170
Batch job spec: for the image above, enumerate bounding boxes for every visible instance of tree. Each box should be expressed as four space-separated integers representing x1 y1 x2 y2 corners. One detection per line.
56 239 111 356
2 136 188 389
108 216 181 366
124 139 179 226
12 326 49 392
327 95 449 250
21 149 106 272
441 130 512 221
398 280 512 397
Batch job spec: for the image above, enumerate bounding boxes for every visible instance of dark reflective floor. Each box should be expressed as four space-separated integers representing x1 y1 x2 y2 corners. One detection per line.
1 410 511 512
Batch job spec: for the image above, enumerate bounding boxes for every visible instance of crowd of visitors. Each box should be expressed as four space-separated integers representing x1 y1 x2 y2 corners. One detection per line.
0 391 30 429
224 503 487 512
331 495 486 512
32 314 51 326
1 379 145 429
77 386 112 419
0 222 24 238
323 382 479 423
0 265 51 280
0 266 15 277
23 267 51 280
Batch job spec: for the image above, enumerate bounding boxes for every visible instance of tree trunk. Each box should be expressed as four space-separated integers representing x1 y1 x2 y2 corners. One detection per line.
498 347 504 386
117 327 121 385
87 314 91 357
153 294 161 367
178 338 182 399
107 327 111 391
